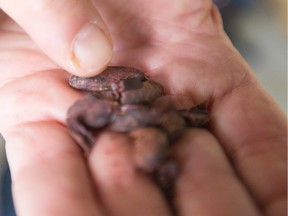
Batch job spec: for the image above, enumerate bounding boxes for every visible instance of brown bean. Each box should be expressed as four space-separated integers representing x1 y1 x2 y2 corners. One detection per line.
108 105 157 132
69 66 145 92
120 80 164 104
129 127 169 172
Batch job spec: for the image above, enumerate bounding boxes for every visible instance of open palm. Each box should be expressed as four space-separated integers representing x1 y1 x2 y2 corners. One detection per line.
0 1 286 216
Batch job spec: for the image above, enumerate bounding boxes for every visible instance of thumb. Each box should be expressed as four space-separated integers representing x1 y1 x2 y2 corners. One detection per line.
0 0 113 77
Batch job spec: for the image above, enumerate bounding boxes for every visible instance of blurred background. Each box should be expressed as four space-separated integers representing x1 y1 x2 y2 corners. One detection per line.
214 0 287 112
0 0 287 215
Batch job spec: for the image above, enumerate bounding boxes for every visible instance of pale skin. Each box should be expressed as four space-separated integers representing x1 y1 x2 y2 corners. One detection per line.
0 0 286 216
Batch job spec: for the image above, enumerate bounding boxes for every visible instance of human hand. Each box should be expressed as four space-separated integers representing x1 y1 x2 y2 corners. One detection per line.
0 0 286 216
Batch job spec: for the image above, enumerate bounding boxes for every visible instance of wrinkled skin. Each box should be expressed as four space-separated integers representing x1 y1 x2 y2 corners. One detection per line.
0 1 286 216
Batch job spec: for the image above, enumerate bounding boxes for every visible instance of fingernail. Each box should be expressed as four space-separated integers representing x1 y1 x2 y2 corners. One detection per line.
70 22 112 74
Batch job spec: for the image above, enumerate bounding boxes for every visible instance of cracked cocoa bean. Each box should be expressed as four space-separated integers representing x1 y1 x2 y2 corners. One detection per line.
69 66 145 92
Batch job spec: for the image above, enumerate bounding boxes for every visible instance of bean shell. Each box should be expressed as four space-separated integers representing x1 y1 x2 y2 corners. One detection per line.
120 80 164 104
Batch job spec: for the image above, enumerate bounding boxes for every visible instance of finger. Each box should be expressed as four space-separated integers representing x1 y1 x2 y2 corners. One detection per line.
173 129 261 216
211 82 287 215
0 70 81 132
4 122 104 216
0 0 113 76
89 132 172 216
0 15 58 82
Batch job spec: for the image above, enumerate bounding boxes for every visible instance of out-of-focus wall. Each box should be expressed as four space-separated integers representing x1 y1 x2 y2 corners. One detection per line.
215 0 287 113
268 0 287 28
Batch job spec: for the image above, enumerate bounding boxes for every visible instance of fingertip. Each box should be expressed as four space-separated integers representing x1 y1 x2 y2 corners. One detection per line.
69 22 113 77
89 132 136 182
